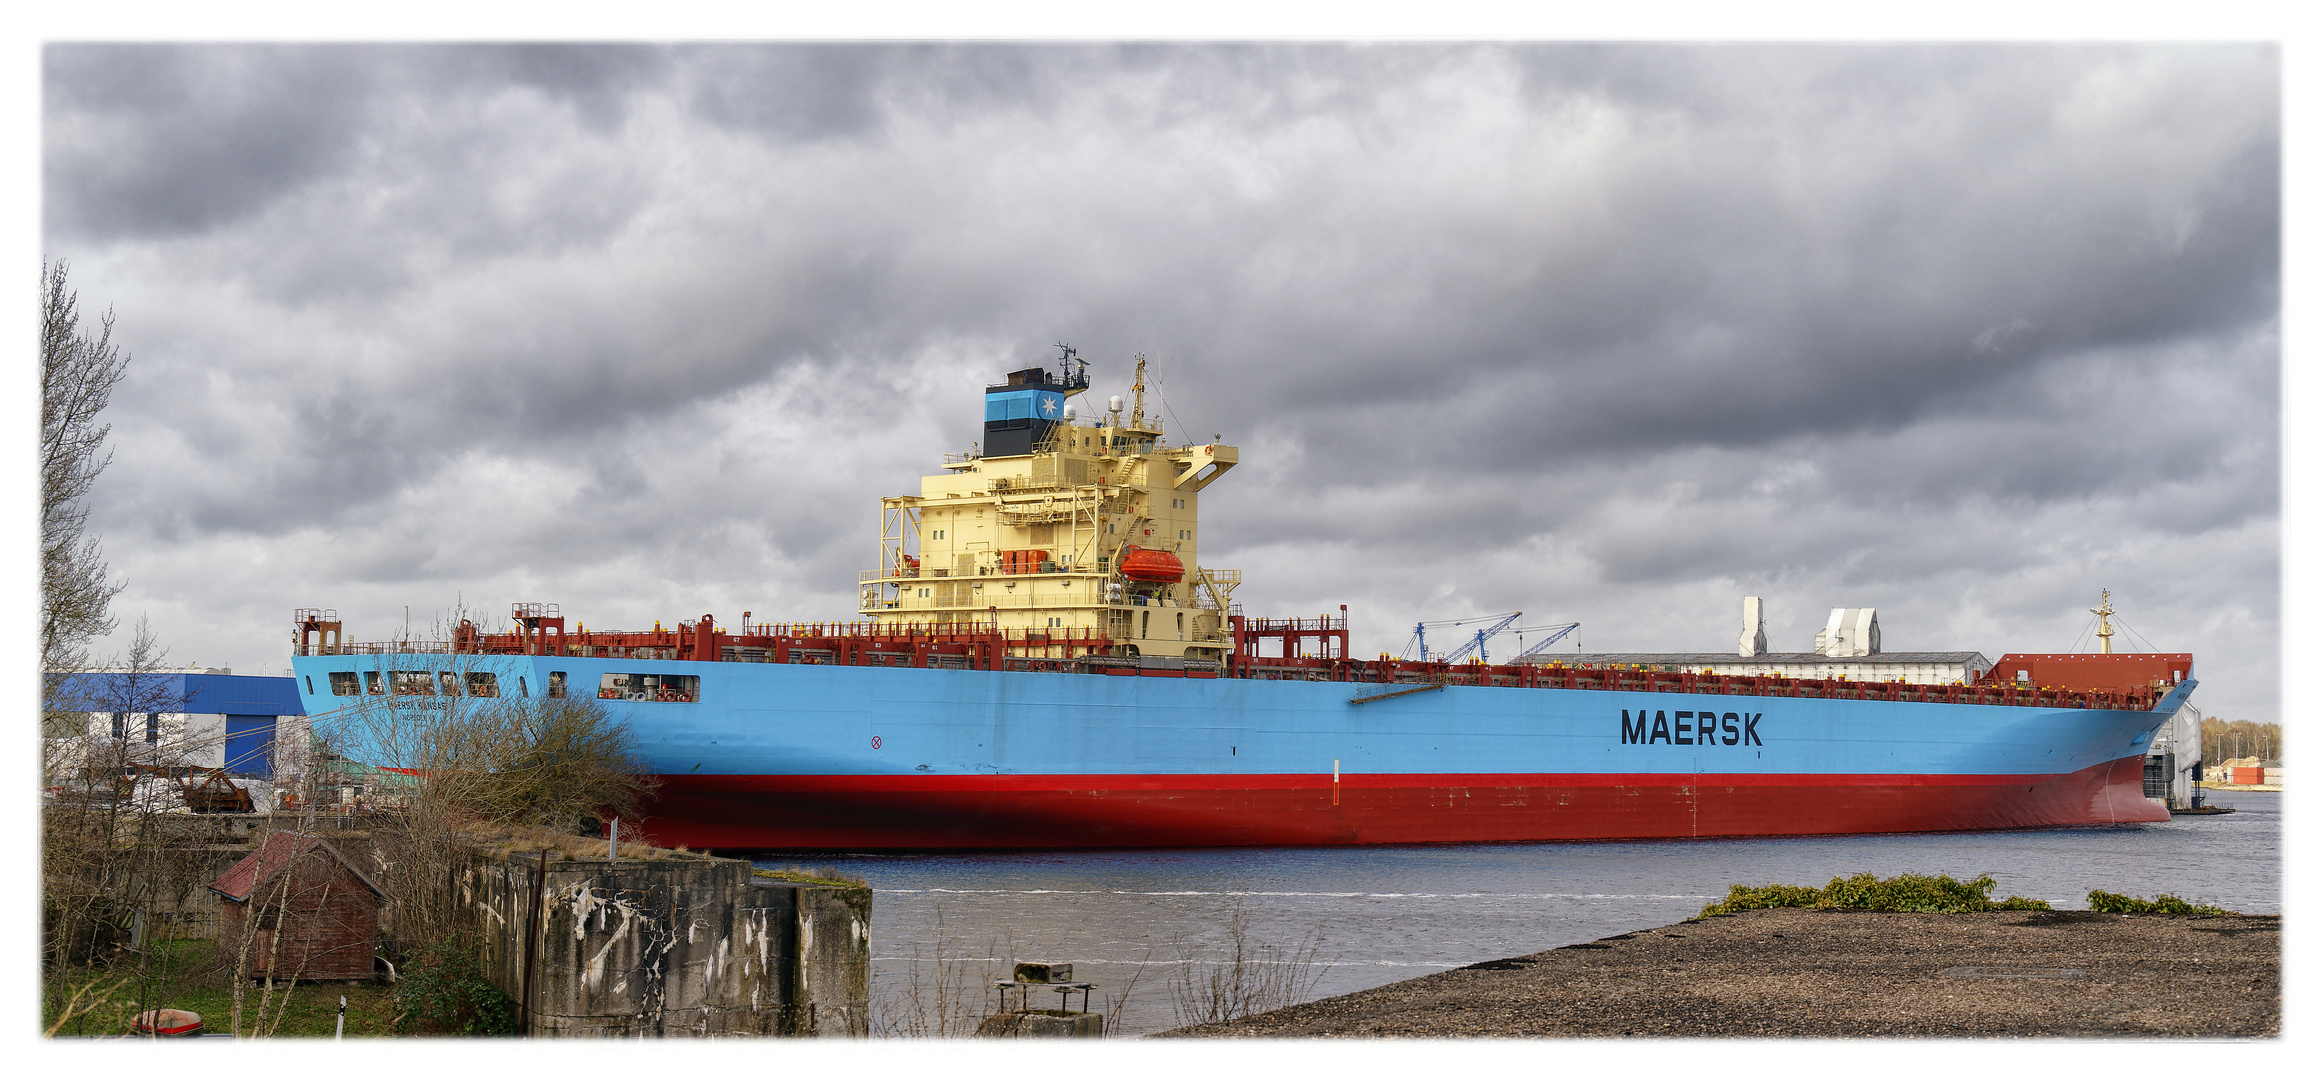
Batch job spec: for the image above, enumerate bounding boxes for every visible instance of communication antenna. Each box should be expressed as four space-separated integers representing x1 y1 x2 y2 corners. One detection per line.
2091 588 2117 655
1054 342 1089 388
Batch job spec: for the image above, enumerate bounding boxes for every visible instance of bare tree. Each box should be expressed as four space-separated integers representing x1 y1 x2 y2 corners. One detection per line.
40 620 224 1035
41 259 129 700
876 902 1005 1038
42 621 193 967
1166 898 1332 1028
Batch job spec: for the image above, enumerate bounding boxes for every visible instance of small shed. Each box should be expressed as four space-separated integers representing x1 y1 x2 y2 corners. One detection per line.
209 831 386 981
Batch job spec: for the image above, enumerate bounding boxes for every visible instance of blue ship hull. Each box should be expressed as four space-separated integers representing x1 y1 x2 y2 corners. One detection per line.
290 654 2181 850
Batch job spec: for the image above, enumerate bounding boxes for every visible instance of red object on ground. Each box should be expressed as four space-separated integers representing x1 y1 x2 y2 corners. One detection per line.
1116 545 1184 583
632 755 2165 850
131 1009 202 1036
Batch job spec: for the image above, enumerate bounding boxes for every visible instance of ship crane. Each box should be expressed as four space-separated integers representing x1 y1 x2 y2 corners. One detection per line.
1405 611 1522 665
1509 622 1581 661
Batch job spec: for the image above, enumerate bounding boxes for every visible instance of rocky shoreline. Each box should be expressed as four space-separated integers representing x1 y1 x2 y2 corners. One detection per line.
1155 907 2279 1038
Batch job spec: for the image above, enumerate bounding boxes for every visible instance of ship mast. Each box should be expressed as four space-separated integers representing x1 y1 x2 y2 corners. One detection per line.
1130 354 1149 432
2091 588 2117 655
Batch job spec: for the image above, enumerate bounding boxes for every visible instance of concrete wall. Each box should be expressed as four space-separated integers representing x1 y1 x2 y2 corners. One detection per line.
460 852 870 1038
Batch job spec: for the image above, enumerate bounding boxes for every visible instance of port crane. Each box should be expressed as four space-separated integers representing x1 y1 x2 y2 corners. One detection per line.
1509 622 1581 661
1404 611 1523 665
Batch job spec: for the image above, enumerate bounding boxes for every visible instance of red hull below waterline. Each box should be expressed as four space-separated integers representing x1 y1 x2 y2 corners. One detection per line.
627 754 2165 851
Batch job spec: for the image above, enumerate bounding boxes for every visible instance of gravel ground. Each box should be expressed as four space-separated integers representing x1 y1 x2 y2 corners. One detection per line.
1155 908 2279 1038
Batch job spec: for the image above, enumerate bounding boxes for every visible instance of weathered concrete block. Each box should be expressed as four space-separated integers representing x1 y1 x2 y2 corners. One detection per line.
976 1010 1106 1038
461 852 870 1038
778 879 874 1037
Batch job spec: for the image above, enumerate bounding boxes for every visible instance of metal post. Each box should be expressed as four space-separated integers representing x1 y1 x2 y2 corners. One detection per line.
336 995 345 1040
609 817 619 861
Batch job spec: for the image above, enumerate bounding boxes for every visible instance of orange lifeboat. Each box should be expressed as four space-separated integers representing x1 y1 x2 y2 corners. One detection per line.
1117 545 1185 583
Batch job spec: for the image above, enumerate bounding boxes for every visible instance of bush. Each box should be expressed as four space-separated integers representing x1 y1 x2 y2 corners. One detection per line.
2086 890 2233 915
393 932 517 1036
1698 872 2052 918
1701 883 1823 914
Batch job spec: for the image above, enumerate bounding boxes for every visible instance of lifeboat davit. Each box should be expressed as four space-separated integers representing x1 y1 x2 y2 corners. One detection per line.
1117 545 1185 583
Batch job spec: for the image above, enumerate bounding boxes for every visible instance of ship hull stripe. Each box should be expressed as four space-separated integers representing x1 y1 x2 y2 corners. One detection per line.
627 754 2163 850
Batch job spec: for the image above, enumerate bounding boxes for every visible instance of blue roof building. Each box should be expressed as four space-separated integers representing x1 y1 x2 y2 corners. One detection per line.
50 671 306 779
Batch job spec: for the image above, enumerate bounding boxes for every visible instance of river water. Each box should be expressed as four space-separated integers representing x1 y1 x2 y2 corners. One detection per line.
752 790 2280 1038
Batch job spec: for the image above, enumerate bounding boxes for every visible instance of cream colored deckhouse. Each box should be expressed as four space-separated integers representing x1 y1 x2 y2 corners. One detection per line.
860 350 1242 662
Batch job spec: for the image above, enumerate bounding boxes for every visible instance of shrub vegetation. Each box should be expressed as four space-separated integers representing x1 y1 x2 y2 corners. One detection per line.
2085 890 2233 915
1701 874 2241 918
1697 873 2051 917
392 931 517 1035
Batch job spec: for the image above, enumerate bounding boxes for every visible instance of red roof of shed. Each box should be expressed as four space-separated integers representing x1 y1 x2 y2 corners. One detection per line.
208 831 386 903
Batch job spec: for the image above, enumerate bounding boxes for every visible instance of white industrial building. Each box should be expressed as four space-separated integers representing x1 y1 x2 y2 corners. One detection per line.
1522 598 1992 684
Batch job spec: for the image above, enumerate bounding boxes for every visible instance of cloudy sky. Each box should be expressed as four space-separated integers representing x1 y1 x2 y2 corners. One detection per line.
44 43 2280 724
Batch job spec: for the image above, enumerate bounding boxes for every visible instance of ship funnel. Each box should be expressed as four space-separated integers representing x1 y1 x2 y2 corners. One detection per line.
1739 596 1768 657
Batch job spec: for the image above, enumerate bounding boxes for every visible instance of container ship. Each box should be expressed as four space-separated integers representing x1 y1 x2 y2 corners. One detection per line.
291 351 2193 850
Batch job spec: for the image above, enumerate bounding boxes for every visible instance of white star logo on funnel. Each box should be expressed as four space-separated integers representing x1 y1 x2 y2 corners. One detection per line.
1040 397 1058 416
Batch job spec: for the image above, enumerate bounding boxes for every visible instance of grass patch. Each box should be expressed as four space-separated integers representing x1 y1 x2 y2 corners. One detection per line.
753 867 874 924
752 866 869 890
1697 873 2052 918
43 937 401 1038
462 822 703 862
2086 890 2235 915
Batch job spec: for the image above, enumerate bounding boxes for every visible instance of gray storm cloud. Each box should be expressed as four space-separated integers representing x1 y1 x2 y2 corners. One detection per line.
44 42 2279 724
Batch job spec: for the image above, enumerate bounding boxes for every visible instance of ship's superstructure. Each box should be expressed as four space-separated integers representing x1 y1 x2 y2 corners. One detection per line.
861 349 1239 662
287 353 2196 851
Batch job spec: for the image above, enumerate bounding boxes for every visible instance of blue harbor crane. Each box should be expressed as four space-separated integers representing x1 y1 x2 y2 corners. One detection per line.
1509 622 1582 661
1404 611 1523 664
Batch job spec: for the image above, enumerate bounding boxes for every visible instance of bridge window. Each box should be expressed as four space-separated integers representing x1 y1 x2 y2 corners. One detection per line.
329 672 361 696
598 673 700 703
364 671 386 695
466 672 500 698
437 672 462 696
392 671 435 695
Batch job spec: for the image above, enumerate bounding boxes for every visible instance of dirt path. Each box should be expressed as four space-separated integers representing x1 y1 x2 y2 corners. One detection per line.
1156 908 2278 1038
